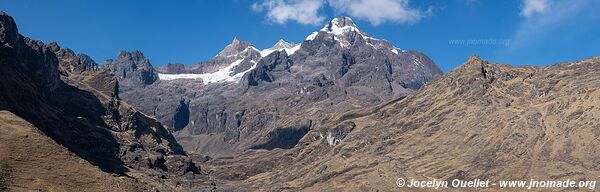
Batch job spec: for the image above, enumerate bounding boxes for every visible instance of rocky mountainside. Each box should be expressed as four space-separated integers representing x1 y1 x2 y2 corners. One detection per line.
110 16 442 157
0 110 148 191
0 12 204 191
205 55 600 191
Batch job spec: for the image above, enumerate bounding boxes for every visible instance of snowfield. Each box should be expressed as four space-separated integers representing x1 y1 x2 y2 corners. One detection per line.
259 44 301 57
158 58 253 84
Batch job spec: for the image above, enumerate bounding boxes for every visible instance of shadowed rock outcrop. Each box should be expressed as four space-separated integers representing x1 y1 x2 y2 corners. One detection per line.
172 99 190 132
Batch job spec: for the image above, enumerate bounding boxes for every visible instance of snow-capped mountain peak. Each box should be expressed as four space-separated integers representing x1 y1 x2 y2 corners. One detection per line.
304 16 376 48
321 16 362 36
259 39 300 57
272 39 294 49
304 16 403 52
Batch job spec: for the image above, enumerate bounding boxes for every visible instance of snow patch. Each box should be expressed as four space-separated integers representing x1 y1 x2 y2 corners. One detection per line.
158 73 204 81
366 41 376 48
391 49 398 54
305 32 318 41
320 18 387 49
326 132 336 146
413 59 423 66
322 18 361 36
248 46 260 53
286 44 301 55
159 58 253 84
259 44 301 57
198 59 244 83
229 60 257 80
364 36 380 41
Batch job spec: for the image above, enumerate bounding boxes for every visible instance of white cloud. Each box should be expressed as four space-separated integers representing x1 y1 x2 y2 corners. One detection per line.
520 0 550 18
251 0 326 25
328 0 428 25
252 0 428 26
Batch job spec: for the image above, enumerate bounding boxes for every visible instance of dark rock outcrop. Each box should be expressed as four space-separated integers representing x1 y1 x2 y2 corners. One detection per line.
251 120 312 150
48 41 98 74
172 99 190 132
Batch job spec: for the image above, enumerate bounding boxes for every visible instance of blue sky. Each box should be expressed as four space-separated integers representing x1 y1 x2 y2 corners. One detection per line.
1 0 599 72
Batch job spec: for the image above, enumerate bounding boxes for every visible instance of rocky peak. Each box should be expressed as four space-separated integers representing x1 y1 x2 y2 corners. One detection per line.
320 16 365 37
102 50 157 85
117 50 149 64
216 37 255 58
465 54 483 65
271 39 296 49
193 38 262 79
308 16 373 48
1 12 61 92
48 41 98 73
259 39 300 57
0 11 18 47
458 54 490 74
323 16 358 32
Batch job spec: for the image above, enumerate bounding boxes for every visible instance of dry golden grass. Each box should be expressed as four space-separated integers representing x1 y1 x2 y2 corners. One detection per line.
0 110 151 192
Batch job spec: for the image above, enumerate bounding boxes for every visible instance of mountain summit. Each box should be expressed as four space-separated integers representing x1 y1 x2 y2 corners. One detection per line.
271 39 297 50
216 37 255 58
322 16 360 34
102 50 158 86
259 39 300 57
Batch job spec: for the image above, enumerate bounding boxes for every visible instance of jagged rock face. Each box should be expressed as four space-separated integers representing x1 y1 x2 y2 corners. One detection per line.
102 51 158 86
48 42 98 74
113 16 442 157
221 55 600 191
0 12 200 189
